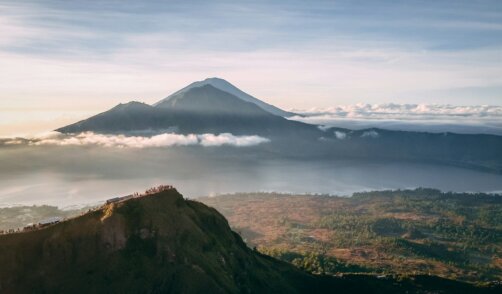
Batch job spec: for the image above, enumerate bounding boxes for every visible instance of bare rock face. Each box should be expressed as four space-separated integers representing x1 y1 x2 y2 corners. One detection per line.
101 211 127 251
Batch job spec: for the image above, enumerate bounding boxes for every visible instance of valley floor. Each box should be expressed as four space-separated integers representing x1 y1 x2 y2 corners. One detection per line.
199 189 502 284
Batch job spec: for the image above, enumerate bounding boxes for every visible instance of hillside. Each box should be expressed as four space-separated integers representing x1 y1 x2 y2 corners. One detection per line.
0 187 323 293
0 187 497 293
200 189 502 283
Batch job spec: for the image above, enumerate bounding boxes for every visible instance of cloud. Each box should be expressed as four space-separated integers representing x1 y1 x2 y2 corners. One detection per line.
291 103 502 119
334 131 347 140
289 104 502 135
1 0 502 115
361 130 379 138
2 132 270 148
198 133 270 147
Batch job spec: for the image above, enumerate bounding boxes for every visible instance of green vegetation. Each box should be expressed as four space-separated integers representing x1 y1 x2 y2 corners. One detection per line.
0 188 499 293
200 188 502 283
259 247 370 275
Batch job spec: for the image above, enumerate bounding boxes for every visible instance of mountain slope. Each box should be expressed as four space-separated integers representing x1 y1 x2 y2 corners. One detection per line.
154 77 295 117
56 85 319 137
156 84 278 116
0 188 496 293
0 188 322 293
320 127 502 172
56 101 162 134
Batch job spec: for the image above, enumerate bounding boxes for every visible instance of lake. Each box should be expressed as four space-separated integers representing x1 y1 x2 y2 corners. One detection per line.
1 145 502 207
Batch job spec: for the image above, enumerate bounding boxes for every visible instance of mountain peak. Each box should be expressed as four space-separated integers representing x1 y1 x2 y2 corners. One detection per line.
203 77 227 82
157 83 275 117
112 101 151 110
155 78 295 117
56 83 299 135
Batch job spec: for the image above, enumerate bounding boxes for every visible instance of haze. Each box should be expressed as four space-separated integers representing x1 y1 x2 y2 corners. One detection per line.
2 145 502 208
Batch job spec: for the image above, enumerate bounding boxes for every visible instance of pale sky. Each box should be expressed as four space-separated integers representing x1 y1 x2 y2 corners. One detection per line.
1 0 502 136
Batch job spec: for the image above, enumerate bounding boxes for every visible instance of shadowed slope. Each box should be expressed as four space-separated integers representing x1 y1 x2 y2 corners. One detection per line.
56 85 320 138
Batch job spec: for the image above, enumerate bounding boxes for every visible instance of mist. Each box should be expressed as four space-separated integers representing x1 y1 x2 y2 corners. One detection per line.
2 144 502 208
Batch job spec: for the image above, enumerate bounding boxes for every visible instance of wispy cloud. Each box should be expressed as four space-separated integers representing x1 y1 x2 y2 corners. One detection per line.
1 132 270 148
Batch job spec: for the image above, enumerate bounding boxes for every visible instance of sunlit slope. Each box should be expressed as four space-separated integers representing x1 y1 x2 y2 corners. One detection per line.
0 189 334 293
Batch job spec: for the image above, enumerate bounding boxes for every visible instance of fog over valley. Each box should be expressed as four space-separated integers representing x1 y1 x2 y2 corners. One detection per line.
2 144 502 208
2 79 502 208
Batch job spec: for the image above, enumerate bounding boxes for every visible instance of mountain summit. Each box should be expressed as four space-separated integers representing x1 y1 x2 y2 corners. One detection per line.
154 78 295 117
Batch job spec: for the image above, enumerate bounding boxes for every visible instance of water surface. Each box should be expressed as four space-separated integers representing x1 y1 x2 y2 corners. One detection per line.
1 145 501 207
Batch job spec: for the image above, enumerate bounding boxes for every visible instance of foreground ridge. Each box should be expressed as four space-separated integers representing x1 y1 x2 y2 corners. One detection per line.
0 186 498 294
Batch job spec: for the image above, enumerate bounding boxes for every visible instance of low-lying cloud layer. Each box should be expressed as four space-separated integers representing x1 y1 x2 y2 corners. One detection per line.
292 104 502 119
1 132 270 148
290 104 502 135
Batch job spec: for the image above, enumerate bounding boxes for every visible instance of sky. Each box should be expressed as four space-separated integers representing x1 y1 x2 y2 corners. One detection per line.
1 0 502 136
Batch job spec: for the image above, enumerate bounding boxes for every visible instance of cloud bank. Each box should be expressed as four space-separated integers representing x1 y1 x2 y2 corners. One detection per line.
1 132 270 148
290 104 502 135
291 104 502 119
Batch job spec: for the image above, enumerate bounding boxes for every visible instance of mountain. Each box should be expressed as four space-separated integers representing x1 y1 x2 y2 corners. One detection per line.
56 85 316 137
55 80 502 174
319 127 502 173
0 187 495 293
154 77 295 117
153 84 280 116
57 101 161 134
0 188 325 293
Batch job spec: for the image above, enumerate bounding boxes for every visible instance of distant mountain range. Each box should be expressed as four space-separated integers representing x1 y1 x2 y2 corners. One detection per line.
56 78 502 173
